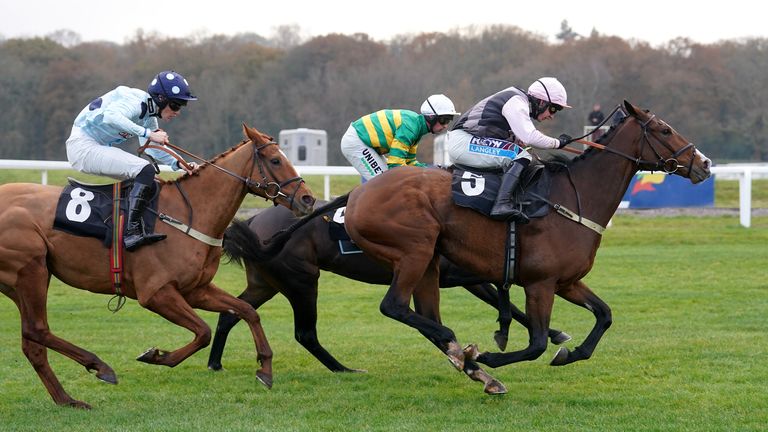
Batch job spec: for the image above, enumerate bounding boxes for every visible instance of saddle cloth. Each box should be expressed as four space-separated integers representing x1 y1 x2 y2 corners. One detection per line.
53 178 159 247
450 164 552 220
325 206 363 255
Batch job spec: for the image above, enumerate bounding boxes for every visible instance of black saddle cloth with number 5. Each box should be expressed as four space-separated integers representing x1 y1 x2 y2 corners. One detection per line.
450 164 552 220
53 179 159 247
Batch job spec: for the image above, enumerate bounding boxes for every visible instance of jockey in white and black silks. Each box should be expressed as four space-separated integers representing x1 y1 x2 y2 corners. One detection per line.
66 70 198 251
446 77 574 222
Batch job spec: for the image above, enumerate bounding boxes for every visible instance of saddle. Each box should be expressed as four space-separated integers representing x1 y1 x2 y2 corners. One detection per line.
323 206 364 255
53 178 160 247
450 163 551 220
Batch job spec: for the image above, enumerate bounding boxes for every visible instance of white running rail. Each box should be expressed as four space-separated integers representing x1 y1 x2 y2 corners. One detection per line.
0 160 765 227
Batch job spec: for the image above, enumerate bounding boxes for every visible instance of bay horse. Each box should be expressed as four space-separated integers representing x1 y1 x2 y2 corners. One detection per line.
0 124 315 408
238 101 712 394
207 203 571 373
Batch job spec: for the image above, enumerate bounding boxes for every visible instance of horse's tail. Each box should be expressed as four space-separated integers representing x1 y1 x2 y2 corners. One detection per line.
222 193 350 264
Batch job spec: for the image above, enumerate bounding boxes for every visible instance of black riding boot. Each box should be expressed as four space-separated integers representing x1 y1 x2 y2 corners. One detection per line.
490 162 529 223
124 184 166 252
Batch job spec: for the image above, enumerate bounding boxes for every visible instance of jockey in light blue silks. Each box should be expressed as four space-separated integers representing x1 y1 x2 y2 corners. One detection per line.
66 70 198 251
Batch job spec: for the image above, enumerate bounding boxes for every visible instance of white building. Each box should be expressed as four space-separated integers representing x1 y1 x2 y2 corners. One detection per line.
278 128 328 166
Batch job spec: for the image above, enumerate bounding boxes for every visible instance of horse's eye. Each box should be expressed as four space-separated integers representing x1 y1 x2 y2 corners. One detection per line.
270 158 281 165
661 128 672 136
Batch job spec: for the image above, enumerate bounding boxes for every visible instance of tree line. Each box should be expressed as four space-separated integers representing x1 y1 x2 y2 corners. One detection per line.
0 25 765 165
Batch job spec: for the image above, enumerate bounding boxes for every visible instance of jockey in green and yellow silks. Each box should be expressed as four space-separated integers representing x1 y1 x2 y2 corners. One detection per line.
341 95 460 181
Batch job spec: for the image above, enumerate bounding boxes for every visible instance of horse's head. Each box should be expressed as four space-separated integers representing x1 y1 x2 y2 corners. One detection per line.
242 124 315 216
622 100 711 183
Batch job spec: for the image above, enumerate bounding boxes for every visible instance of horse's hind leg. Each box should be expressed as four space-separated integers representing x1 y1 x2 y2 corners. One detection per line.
413 284 506 395
384 255 466 371
21 338 90 409
184 283 273 388
550 280 612 366
208 277 278 371
13 258 115 408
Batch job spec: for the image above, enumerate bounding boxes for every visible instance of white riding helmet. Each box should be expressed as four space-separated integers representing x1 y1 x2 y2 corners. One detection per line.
420 94 461 117
527 77 571 108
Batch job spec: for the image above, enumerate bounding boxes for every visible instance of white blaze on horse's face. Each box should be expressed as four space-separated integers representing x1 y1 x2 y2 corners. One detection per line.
695 149 712 171
278 148 288 159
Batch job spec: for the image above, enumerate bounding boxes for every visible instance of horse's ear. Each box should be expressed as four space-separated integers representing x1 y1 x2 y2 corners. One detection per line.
242 123 253 140
242 123 266 143
623 100 639 117
242 123 274 144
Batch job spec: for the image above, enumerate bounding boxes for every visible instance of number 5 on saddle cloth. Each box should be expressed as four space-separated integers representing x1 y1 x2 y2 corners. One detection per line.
450 164 551 220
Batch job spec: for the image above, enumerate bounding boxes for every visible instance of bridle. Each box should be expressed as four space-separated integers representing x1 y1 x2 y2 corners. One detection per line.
140 139 306 209
536 107 700 235
572 106 697 175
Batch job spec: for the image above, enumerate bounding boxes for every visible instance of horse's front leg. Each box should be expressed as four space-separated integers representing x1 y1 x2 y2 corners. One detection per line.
550 280 612 366
208 278 278 372
462 283 571 350
185 282 274 388
473 279 555 368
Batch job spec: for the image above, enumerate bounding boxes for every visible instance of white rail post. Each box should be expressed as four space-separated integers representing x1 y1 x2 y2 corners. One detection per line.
41 170 48 185
739 168 752 228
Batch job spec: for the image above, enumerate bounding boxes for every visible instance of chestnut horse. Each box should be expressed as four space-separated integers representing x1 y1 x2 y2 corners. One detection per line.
0 124 315 408
207 203 571 373
240 101 711 394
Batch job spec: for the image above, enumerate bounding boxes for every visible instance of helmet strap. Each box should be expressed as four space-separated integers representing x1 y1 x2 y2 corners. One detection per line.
148 95 166 118
424 97 441 132
531 79 555 117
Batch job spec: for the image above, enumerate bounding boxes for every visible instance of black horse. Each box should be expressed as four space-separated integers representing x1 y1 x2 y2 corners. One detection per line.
208 203 570 372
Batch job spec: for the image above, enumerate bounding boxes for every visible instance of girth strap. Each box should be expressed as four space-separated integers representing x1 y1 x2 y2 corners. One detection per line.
553 204 606 235
157 213 223 247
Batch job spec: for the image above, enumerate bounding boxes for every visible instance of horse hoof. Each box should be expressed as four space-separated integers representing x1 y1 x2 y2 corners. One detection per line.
550 331 572 345
208 363 223 372
88 364 118 384
337 368 367 373
64 399 92 410
493 331 508 351
484 379 508 395
550 346 570 366
256 370 273 389
136 347 157 363
446 341 465 371
463 344 480 361
96 370 118 385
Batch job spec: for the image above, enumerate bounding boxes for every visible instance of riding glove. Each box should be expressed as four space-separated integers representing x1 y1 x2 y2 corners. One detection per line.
558 134 573 149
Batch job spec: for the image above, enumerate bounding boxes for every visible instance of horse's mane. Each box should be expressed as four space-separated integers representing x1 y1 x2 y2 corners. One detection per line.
157 139 250 185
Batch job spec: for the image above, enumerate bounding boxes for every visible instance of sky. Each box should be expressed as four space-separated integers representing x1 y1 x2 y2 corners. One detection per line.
2 0 765 46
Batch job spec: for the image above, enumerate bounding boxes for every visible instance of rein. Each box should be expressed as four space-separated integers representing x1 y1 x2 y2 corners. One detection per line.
567 105 697 175
137 138 307 247
139 140 305 206
539 105 698 234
